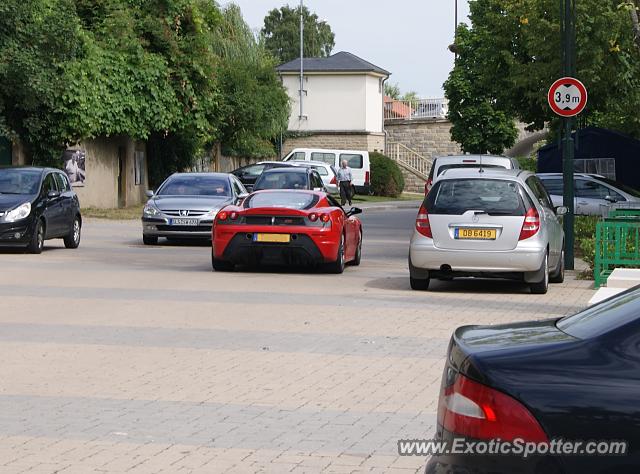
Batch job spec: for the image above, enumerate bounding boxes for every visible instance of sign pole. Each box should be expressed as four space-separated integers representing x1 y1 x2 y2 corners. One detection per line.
562 0 576 270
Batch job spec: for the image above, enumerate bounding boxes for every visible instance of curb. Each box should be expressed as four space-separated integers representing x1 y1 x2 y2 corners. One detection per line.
356 201 422 212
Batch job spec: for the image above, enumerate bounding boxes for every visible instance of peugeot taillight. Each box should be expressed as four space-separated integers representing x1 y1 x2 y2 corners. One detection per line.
330 176 337 185
519 207 540 240
437 373 548 443
416 204 432 238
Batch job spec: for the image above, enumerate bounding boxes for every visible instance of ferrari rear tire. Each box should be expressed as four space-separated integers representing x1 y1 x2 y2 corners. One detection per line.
352 231 362 266
327 235 345 274
211 250 234 272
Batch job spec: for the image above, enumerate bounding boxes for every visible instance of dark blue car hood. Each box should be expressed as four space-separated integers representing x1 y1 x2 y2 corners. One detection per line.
0 194 34 212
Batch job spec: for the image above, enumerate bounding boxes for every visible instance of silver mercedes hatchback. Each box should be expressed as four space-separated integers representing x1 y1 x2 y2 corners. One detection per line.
409 169 566 294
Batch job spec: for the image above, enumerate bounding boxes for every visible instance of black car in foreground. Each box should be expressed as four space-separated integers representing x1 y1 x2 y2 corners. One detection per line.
0 167 81 253
253 167 327 192
426 287 640 473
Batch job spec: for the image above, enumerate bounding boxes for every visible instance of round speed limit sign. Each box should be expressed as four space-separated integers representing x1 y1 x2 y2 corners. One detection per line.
548 77 588 117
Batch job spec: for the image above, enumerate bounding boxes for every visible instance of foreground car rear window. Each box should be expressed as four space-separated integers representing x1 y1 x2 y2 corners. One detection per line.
557 286 640 339
246 192 318 210
426 179 527 216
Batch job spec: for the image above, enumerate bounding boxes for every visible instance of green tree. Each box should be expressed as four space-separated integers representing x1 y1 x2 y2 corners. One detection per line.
261 5 335 63
213 5 290 158
384 83 401 99
445 0 640 153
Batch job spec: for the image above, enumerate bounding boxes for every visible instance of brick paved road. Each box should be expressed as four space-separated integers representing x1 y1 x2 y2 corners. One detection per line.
0 211 595 473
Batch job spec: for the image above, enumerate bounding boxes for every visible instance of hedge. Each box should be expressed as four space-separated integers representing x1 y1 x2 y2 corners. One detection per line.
369 152 405 197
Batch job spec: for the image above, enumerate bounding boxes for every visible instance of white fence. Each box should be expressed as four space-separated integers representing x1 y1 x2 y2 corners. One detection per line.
384 98 448 121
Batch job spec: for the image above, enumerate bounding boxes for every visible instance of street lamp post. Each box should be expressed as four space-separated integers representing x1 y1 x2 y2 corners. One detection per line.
299 0 305 120
561 0 576 270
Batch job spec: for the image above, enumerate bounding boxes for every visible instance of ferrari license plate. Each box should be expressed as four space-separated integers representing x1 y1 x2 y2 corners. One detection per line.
254 233 291 243
455 228 497 240
170 218 198 226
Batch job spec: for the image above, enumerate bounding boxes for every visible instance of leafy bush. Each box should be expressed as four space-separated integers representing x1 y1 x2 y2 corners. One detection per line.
575 216 599 272
516 156 537 172
369 152 405 197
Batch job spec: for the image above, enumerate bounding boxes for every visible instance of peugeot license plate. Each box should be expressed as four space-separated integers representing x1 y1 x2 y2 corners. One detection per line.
170 218 199 226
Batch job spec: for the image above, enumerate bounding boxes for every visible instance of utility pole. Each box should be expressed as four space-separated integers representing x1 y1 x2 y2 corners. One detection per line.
299 0 305 120
454 0 458 61
561 0 576 270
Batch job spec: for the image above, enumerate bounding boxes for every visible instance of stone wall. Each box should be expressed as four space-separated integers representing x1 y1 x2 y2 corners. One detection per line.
282 132 385 156
385 119 461 161
397 164 427 194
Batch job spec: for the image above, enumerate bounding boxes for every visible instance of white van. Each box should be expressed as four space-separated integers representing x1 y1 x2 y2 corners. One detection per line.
283 148 371 194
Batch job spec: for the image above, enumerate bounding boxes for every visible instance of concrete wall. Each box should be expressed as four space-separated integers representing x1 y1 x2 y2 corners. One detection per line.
282 133 385 156
71 137 148 209
281 73 384 134
10 137 148 209
385 118 461 161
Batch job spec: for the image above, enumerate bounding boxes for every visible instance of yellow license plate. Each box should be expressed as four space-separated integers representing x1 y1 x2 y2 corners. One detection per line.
456 228 497 240
254 233 291 243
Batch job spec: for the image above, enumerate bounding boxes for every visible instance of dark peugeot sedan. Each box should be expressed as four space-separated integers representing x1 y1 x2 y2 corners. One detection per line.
0 167 81 253
426 287 640 473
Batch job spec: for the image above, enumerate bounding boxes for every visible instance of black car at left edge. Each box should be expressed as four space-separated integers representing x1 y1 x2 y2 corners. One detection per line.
0 167 82 253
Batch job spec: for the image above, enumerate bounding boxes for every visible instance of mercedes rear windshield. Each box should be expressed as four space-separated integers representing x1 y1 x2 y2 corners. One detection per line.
426 179 528 216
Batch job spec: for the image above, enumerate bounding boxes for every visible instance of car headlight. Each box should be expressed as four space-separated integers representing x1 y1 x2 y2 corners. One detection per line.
143 203 160 217
4 202 31 223
203 208 219 219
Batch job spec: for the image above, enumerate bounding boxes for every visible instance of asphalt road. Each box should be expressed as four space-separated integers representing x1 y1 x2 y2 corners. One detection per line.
0 209 595 474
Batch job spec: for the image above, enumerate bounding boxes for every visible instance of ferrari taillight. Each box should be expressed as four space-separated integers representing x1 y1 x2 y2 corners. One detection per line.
217 211 228 221
229 211 239 220
309 213 318 222
320 214 330 223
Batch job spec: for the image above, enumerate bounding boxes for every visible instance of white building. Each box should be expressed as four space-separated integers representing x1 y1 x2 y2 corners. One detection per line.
276 51 390 154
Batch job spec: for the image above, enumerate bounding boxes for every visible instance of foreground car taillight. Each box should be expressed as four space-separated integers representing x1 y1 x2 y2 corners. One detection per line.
309 213 330 224
438 373 548 443
415 204 432 238
217 211 228 221
519 207 540 240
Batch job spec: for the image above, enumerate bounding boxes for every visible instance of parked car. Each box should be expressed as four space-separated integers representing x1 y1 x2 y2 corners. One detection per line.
282 148 371 195
426 285 640 473
0 167 81 253
141 172 247 245
231 161 296 191
425 155 521 194
409 169 565 294
252 167 327 193
287 160 339 194
538 173 640 215
211 190 362 273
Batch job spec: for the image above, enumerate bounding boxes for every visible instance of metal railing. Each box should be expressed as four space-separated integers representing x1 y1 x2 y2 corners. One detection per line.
594 208 640 288
384 98 448 121
385 141 433 180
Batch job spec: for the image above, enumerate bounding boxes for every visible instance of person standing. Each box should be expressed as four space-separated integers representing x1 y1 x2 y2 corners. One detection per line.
337 160 353 206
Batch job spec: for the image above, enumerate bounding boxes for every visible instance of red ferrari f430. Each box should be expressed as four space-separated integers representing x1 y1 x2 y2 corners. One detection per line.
211 190 363 273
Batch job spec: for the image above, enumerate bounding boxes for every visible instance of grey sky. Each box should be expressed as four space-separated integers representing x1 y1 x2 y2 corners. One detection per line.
224 1 470 98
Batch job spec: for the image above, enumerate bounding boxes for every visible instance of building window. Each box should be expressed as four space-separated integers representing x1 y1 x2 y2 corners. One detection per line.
134 151 145 185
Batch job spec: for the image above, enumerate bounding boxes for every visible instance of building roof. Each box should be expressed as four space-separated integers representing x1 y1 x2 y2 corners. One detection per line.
276 51 390 76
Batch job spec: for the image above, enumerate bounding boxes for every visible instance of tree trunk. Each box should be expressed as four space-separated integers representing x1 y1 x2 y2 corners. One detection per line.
631 1 640 50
